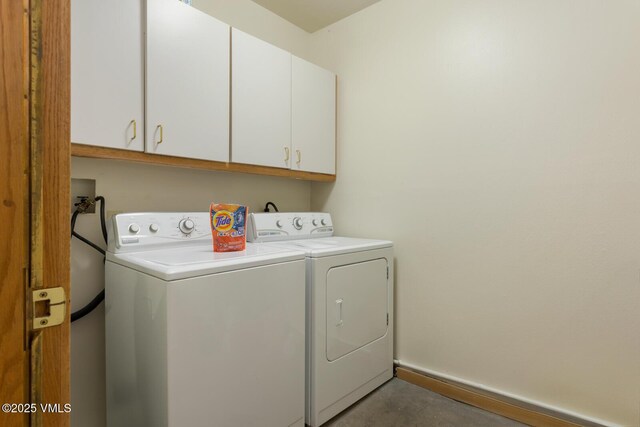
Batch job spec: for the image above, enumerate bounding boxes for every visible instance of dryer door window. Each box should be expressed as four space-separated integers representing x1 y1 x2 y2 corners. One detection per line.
326 258 388 361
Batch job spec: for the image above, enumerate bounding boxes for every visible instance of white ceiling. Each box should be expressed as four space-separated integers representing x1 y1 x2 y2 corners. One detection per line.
250 0 382 33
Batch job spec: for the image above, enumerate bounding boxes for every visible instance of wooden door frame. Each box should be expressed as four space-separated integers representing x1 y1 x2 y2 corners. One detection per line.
1 0 70 426
30 0 70 425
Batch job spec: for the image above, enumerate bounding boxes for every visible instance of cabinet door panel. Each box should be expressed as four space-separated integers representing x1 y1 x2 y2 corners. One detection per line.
231 29 291 168
71 0 144 151
146 0 229 161
292 56 336 174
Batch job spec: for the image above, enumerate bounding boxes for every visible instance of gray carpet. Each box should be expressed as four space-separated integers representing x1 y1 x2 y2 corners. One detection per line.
325 378 527 427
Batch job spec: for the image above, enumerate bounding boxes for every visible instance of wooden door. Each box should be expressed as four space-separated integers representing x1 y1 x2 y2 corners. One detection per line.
0 0 30 424
231 28 292 169
291 56 336 174
146 0 230 162
0 1 71 426
71 0 144 151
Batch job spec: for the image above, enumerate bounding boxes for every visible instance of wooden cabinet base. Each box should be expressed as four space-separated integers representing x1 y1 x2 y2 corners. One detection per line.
71 144 336 182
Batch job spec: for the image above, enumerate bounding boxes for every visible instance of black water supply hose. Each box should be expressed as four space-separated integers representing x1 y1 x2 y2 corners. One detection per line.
264 201 279 212
70 196 107 322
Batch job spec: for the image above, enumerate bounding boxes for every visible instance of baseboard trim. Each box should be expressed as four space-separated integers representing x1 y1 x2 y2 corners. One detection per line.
395 366 609 427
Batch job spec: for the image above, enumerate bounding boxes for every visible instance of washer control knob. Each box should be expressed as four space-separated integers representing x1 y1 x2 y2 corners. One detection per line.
276 220 283 228
129 223 140 234
321 219 327 226
149 224 159 233
179 218 195 234
293 217 303 230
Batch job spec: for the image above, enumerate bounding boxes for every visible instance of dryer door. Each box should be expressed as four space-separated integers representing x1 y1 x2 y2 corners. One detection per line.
326 258 388 361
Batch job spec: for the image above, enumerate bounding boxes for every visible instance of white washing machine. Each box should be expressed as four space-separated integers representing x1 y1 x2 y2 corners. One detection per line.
247 212 394 426
105 212 306 427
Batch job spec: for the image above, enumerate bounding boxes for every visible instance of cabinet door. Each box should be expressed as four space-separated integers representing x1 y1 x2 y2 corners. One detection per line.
146 0 229 161
292 57 336 174
71 0 144 151
231 29 291 168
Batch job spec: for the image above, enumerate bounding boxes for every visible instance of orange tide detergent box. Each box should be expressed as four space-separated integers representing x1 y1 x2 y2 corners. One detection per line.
210 203 248 252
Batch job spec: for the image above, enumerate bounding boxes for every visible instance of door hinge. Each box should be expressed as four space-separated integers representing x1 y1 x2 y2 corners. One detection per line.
32 287 66 329
386 266 389 279
386 313 389 325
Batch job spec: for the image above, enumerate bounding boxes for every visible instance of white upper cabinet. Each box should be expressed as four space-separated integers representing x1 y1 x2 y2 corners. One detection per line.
291 56 336 175
72 1 336 177
231 29 292 169
146 0 230 161
71 0 144 151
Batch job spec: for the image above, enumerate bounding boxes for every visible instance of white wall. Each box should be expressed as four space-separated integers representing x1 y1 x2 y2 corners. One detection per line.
192 0 309 57
70 2 312 426
308 0 640 425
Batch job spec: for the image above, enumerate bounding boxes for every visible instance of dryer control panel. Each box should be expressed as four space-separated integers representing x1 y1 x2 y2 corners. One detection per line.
108 212 211 253
247 212 334 242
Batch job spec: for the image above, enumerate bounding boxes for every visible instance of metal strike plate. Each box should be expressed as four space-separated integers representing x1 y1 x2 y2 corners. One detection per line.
32 287 66 329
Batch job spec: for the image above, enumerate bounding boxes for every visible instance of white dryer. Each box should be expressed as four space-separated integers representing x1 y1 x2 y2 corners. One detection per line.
105 212 306 427
247 212 394 426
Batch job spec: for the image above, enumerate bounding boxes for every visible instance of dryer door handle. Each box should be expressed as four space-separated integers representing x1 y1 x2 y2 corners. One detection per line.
336 299 344 327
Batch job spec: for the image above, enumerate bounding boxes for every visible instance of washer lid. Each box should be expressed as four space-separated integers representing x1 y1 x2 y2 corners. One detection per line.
264 236 392 257
106 243 305 281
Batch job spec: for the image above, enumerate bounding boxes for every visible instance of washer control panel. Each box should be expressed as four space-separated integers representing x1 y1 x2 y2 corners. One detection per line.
108 212 211 253
247 212 333 242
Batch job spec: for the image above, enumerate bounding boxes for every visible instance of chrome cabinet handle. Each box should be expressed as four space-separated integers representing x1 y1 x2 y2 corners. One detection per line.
296 149 301 167
336 299 343 327
284 147 290 163
156 124 163 144
129 119 137 142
